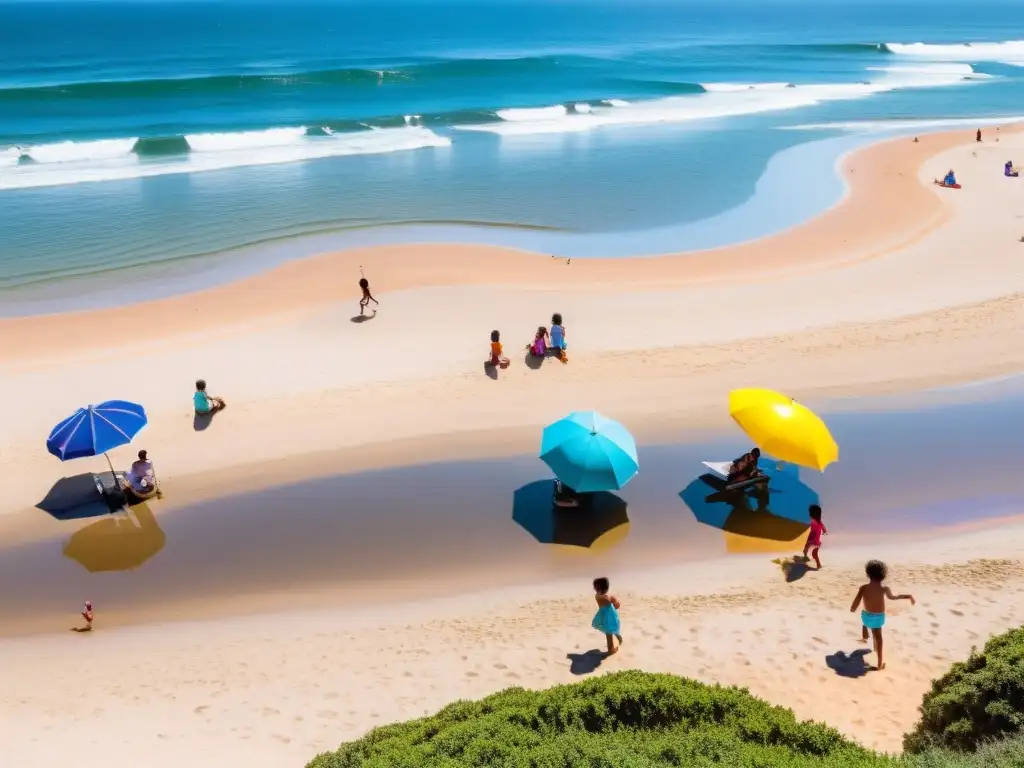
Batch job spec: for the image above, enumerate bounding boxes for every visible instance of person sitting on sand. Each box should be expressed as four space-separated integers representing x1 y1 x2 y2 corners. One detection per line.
1006 161 1019 178
549 313 567 363
123 449 158 496
727 447 763 484
849 559 915 671
528 326 548 357
553 479 580 508
487 330 509 369
938 169 957 187
194 379 226 415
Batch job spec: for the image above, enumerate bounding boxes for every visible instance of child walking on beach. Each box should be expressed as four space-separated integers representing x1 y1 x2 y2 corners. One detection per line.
803 504 827 569
849 560 915 670
592 577 623 655
358 277 378 316
81 600 93 631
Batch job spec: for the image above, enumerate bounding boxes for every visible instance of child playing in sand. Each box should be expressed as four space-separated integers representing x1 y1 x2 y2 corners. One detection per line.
803 504 827 569
549 313 567 363
193 379 226 415
528 326 548 357
358 278 378 316
592 577 623 655
849 560 915 670
488 330 509 369
81 600 93 631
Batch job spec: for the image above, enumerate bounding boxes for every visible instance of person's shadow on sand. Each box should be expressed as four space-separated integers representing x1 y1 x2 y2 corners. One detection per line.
483 361 499 380
825 648 873 678
350 311 376 323
524 352 544 370
771 556 813 583
567 649 607 675
193 411 216 431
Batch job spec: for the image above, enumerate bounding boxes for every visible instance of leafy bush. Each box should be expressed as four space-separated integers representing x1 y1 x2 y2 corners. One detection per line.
904 627 1024 754
903 733 1024 768
306 671 891 768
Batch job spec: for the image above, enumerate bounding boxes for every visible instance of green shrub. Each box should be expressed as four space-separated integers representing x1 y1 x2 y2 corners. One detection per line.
903 733 1024 767
904 627 1024 754
306 671 890 768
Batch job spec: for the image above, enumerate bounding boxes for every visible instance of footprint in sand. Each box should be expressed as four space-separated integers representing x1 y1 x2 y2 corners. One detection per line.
494 663 508 670
315 710 338 720
949 609 964 617
262 707 280 716
465 671 479 678
193 705 210 716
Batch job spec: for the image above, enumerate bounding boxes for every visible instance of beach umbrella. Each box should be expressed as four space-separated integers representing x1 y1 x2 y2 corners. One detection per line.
512 481 630 549
46 400 148 478
728 388 838 471
63 503 165 573
539 411 638 492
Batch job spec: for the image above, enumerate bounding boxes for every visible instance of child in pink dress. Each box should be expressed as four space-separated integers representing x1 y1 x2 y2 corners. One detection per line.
803 504 827 569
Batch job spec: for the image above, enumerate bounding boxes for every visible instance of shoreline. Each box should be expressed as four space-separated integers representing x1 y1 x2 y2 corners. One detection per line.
1 124 1007 353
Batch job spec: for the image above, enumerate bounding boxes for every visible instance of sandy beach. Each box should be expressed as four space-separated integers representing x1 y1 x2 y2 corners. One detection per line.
3 123 1024 766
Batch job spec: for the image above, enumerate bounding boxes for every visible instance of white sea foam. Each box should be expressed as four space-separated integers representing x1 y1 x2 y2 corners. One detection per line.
495 105 568 121
455 64 983 137
573 103 592 114
782 115 1024 132
886 39 1024 65
603 99 630 107
0 126 451 191
701 82 794 92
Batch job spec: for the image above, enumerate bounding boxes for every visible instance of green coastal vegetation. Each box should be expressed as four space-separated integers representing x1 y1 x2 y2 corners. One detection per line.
308 627 1024 768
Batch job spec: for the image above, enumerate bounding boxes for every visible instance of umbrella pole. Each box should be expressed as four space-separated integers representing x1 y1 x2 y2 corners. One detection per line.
103 452 117 488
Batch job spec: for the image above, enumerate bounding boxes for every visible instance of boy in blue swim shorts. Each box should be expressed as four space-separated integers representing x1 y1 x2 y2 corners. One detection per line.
850 559 915 670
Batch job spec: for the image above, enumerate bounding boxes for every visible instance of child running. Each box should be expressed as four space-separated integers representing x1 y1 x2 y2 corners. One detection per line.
849 560 915 670
549 313 567 363
81 600 94 631
358 277 378 316
802 504 827 569
592 577 623 655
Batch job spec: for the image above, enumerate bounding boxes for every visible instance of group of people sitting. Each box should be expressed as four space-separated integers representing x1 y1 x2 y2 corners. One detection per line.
528 313 569 363
1006 161 1019 178
487 313 568 370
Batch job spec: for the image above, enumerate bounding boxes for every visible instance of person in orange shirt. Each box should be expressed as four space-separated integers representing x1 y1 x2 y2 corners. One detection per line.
488 330 509 369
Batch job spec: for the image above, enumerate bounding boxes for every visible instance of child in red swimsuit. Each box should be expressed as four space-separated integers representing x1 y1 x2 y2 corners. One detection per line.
81 600 94 631
803 504 827 569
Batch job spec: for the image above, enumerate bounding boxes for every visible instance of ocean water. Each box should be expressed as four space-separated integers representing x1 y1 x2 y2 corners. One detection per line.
1 0 1023 308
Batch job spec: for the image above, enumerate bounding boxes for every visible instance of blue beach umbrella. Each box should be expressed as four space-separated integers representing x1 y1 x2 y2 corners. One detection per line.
46 400 149 477
539 410 638 492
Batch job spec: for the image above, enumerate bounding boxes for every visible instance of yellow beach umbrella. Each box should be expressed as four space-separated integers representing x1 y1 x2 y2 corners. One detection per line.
728 388 838 471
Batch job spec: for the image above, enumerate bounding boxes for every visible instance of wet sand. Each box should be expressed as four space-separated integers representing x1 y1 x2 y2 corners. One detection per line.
4 383 1023 637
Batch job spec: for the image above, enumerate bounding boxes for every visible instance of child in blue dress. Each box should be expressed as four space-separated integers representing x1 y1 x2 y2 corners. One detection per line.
592 577 623 655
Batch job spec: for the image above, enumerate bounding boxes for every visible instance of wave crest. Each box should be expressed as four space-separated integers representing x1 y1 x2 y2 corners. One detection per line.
0 126 450 191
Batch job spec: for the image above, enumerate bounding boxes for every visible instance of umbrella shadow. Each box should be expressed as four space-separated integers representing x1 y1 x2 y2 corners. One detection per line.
512 480 629 549
63 503 166 573
37 474 120 521
680 463 817 545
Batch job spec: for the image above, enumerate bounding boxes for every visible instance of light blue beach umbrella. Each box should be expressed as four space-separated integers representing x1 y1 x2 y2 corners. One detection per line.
539 411 639 492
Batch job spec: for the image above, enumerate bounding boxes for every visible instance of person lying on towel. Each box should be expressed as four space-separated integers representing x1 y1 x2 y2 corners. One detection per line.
727 447 765 484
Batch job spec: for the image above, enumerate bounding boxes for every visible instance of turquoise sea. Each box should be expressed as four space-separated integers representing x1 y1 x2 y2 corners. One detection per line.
1 0 1022 312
